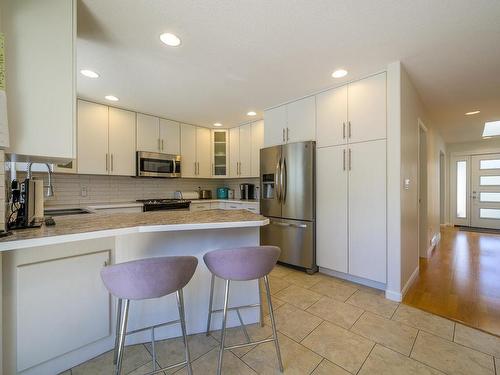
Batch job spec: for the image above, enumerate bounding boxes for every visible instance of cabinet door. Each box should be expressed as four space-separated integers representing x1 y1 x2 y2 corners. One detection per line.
316 146 348 272
77 100 109 175
348 73 386 143
212 129 228 177
348 139 386 283
108 108 136 176
136 113 159 152
180 123 197 177
264 106 286 147
251 120 264 177
196 127 211 178
316 85 348 147
229 127 240 177
159 119 180 155
239 123 252 177
286 96 316 143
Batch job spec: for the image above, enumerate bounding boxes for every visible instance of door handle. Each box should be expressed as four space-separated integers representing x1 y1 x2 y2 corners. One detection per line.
343 149 346 171
271 221 290 227
275 158 281 202
348 121 352 138
281 158 287 203
349 149 352 170
343 122 346 139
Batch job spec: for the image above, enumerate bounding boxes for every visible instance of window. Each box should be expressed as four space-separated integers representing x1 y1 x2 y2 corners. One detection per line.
456 161 467 218
480 192 500 202
480 209 500 219
480 176 500 186
480 159 500 169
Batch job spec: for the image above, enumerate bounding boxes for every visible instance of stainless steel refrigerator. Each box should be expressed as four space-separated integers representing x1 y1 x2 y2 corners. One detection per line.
260 141 317 273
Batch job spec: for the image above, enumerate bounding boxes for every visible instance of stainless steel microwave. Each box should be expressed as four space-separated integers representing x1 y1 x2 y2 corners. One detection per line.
136 151 181 178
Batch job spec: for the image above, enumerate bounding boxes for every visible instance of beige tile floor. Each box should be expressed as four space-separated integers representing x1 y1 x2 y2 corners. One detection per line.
64 265 500 375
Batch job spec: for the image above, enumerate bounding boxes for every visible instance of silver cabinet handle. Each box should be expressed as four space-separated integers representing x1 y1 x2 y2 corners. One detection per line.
158 138 161 151
111 154 114 172
349 148 352 170
343 122 346 139
282 128 285 143
343 149 346 171
348 121 352 138
198 162 200 175
105 153 109 172
161 139 164 151
194 162 197 175
286 127 290 141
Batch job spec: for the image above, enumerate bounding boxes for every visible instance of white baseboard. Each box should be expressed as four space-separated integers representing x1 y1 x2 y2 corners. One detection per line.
385 289 402 302
385 266 419 302
318 267 386 291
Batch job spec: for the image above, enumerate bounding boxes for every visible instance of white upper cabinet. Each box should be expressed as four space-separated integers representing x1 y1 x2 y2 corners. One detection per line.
347 72 387 143
77 101 109 175
196 127 211 178
264 106 287 147
286 96 316 143
212 129 229 177
108 108 136 176
251 120 264 177
264 97 315 147
136 113 160 152
316 85 348 147
239 123 252 177
180 124 211 178
229 127 240 177
159 119 180 155
4 0 76 161
180 124 197 178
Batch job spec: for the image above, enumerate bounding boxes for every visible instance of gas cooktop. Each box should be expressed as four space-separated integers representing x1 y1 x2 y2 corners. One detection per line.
136 199 191 211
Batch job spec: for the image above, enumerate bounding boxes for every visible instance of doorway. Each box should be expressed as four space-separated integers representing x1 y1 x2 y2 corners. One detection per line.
451 153 500 229
418 121 428 257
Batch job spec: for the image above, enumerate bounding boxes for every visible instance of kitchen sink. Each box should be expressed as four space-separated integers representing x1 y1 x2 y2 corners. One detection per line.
44 208 92 217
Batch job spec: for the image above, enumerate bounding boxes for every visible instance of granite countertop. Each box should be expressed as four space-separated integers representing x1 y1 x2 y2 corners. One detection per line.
0 209 268 251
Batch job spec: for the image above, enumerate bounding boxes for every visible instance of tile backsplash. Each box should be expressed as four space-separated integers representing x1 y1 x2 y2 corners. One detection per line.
15 172 260 207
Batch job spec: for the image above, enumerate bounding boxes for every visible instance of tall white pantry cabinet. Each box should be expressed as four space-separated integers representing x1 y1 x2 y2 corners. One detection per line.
316 72 387 283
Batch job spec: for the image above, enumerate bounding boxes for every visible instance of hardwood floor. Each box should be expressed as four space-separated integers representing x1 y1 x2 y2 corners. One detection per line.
404 226 500 336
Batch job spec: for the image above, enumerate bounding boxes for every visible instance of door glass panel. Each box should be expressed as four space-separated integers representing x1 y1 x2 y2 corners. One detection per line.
480 208 500 219
480 159 500 169
480 176 500 186
456 161 467 218
479 192 500 202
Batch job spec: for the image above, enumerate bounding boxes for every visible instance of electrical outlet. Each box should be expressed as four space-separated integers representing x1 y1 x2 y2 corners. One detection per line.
81 186 88 197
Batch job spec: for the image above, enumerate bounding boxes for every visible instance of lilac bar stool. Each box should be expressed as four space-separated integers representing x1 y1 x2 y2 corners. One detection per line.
204 246 283 375
101 256 198 375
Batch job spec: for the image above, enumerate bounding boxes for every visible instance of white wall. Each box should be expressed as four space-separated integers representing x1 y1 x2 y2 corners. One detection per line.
400 63 445 294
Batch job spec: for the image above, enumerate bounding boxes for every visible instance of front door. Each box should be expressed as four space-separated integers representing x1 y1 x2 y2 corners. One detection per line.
471 154 500 229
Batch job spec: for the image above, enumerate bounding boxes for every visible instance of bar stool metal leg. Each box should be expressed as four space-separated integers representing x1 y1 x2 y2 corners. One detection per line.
264 275 284 372
217 280 231 375
176 289 193 375
206 273 215 336
113 298 123 365
115 298 130 375
258 279 265 327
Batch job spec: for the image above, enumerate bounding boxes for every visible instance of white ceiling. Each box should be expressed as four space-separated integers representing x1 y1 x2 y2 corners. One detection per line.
77 0 500 142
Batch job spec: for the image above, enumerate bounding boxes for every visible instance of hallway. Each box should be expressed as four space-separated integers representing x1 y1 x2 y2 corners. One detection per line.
404 226 500 336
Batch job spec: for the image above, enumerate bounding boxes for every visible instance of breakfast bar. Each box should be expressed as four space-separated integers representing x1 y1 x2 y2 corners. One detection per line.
0 209 268 375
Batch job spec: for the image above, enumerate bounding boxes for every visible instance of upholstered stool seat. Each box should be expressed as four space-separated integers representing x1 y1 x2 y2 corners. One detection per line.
101 256 197 375
204 246 283 375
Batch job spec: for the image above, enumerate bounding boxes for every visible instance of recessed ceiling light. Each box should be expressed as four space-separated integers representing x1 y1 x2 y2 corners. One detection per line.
332 69 348 78
482 120 500 137
465 110 480 115
105 95 119 102
160 32 181 47
80 69 99 78
213 123 223 127
247 111 257 116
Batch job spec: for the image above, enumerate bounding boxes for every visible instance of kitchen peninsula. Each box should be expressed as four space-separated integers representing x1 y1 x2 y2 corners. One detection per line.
0 209 268 375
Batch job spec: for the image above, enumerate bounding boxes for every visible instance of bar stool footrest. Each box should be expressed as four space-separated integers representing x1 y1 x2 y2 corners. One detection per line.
224 337 277 351
142 359 189 375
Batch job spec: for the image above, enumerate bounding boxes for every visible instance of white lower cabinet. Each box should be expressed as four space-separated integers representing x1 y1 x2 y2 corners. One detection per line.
317 139 386 283
190 201 259 213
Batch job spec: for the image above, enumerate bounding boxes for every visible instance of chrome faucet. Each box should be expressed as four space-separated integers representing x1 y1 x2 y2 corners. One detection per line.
26 162 54 197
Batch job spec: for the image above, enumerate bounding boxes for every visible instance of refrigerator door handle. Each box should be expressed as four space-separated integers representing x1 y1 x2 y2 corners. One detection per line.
289 223 307 228
270 220 290 227
275 158 281 202
281 158 287 203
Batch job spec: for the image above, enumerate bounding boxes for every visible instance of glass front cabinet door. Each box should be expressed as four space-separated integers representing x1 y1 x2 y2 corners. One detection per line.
211 129 228 177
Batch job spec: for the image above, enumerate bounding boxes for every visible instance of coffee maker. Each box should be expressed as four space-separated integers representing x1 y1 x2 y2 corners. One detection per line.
9 178 45 229
239 183 255 200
